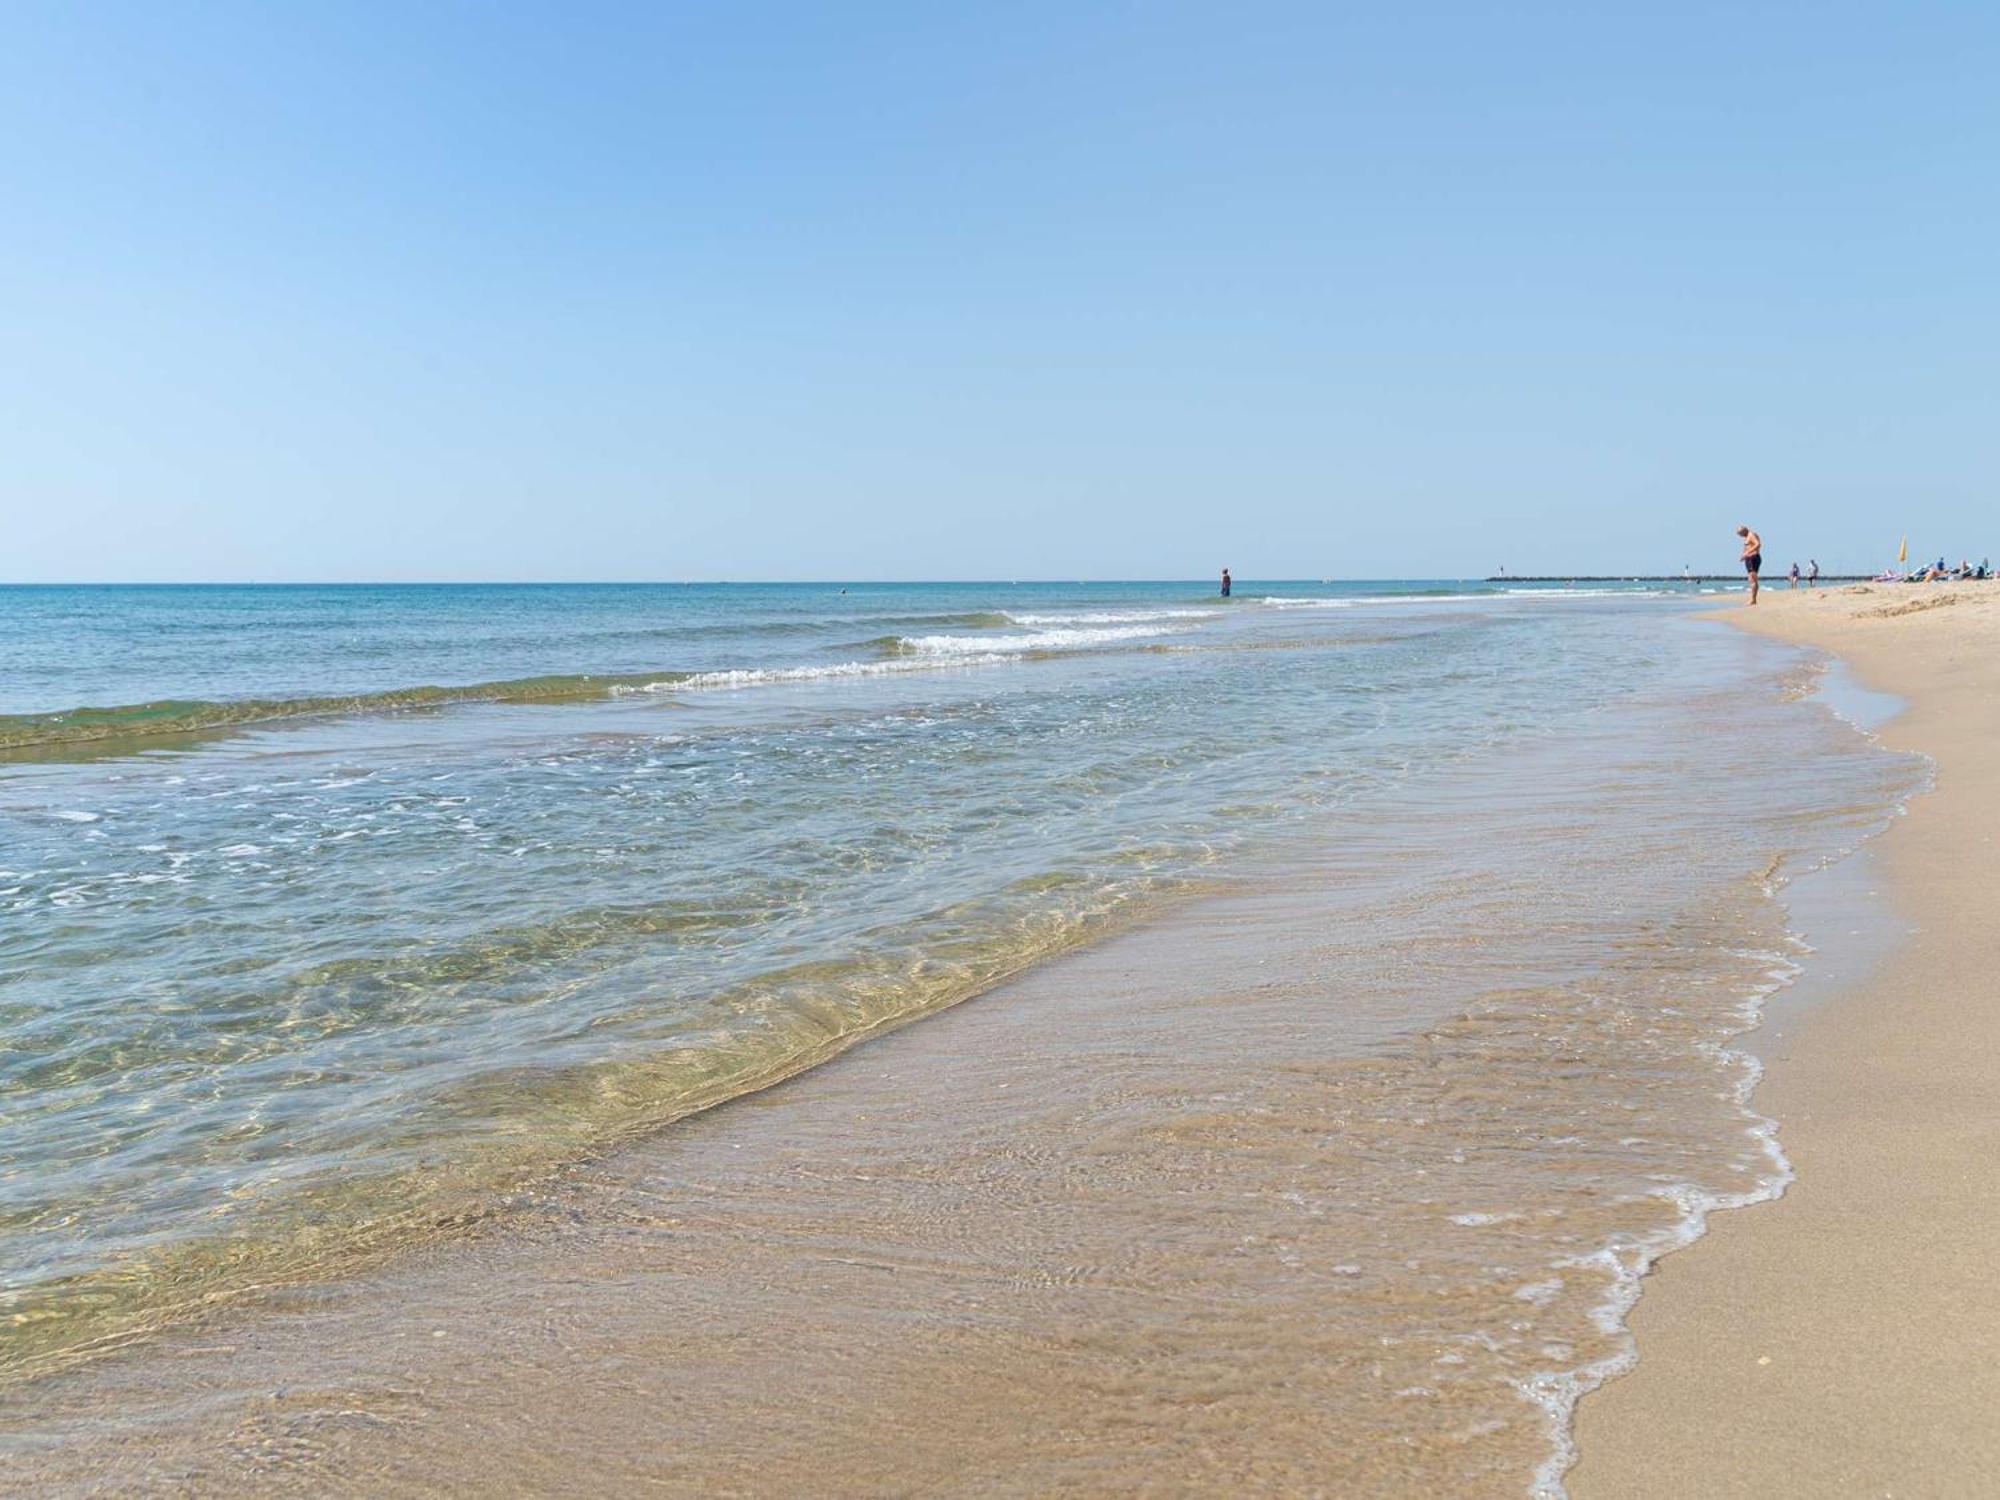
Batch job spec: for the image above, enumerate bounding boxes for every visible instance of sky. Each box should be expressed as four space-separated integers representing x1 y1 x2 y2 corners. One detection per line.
3 2 1995 581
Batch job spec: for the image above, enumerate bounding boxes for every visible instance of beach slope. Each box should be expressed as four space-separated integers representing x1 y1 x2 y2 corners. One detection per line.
1571 581 2000 1497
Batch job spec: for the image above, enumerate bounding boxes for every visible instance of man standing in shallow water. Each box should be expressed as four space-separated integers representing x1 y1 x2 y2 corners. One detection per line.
1737 525 1763 604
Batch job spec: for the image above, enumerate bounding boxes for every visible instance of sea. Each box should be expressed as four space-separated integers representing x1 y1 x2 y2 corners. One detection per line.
0 581 1922 1494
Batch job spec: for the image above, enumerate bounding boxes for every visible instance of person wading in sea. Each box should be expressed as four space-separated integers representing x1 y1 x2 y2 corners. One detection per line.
1220 568 1232 598
1737 525 1763 604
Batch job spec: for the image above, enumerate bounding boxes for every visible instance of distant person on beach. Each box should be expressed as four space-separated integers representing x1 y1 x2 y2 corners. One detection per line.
1788 561 1800 588
1808 559 1820 587
1220 568 1232 598
1737 525 1762 604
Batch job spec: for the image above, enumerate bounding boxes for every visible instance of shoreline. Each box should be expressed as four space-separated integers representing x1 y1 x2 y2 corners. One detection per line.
1570 581 2000 1496
0 600 1917 1497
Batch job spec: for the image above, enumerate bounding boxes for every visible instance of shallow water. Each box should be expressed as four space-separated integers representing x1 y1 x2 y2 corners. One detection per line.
0 582 1921 1493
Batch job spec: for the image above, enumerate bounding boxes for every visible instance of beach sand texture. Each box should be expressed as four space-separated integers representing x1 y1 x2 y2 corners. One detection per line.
1572 581 2000 1497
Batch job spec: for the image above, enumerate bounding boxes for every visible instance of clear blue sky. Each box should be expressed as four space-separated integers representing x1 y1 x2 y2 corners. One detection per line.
3 2 1995 581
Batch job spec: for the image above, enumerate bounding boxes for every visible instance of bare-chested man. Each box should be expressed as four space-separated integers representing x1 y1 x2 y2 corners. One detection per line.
1736 525 1762 604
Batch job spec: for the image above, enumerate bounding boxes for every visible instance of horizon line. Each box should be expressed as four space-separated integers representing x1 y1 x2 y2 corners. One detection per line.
0 573 1780 588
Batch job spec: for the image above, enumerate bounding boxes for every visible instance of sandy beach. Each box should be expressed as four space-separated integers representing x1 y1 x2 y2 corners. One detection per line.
1572 580 2000 1497
7 1 1993 1491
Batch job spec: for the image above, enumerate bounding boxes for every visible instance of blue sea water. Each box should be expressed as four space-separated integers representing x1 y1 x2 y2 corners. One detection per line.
0 579 1723 726
0 578 1846 1373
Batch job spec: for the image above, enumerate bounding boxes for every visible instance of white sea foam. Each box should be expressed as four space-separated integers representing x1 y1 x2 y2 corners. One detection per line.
1522 669 1928 1500
1520 946 1802 1500
898 624 1178 655
1004 608 1222 626
612 654 1021 694
1259 595 1396 609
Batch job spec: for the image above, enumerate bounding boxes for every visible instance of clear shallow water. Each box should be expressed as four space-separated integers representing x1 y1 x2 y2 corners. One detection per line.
0 581 1911 1415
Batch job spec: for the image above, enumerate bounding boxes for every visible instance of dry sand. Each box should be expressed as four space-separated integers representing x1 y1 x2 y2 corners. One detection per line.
1571 580 2000 1498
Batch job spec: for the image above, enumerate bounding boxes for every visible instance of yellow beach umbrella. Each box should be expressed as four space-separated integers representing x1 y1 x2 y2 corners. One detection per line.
1897 535 1908 563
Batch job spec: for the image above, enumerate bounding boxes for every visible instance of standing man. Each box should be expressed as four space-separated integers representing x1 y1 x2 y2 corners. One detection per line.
1220 567 1232 598
1808 559 1820 587
1737 525 1762 604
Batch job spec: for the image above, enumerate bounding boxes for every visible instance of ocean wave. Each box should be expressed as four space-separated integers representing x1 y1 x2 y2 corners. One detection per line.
1256 594 1464 609
658 610 1017 638
1 646 1051 752
890 624 1184 656
878 611 1016 629
612 655 1019 693
1004 608 1222 626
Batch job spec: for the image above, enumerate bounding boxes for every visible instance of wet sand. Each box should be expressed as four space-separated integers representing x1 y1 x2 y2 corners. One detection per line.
1571 581 2000 1497
0 862 1603 1496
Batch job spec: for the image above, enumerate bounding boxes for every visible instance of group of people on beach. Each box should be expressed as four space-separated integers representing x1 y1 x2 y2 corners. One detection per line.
1740 525 1991 603
1876 556 1991 584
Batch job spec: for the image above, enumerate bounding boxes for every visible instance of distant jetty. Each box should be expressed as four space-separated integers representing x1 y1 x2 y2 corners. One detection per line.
1486 574 1873 584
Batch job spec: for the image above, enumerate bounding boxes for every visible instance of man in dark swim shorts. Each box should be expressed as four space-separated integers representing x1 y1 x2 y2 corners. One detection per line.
1736 525 1762 604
